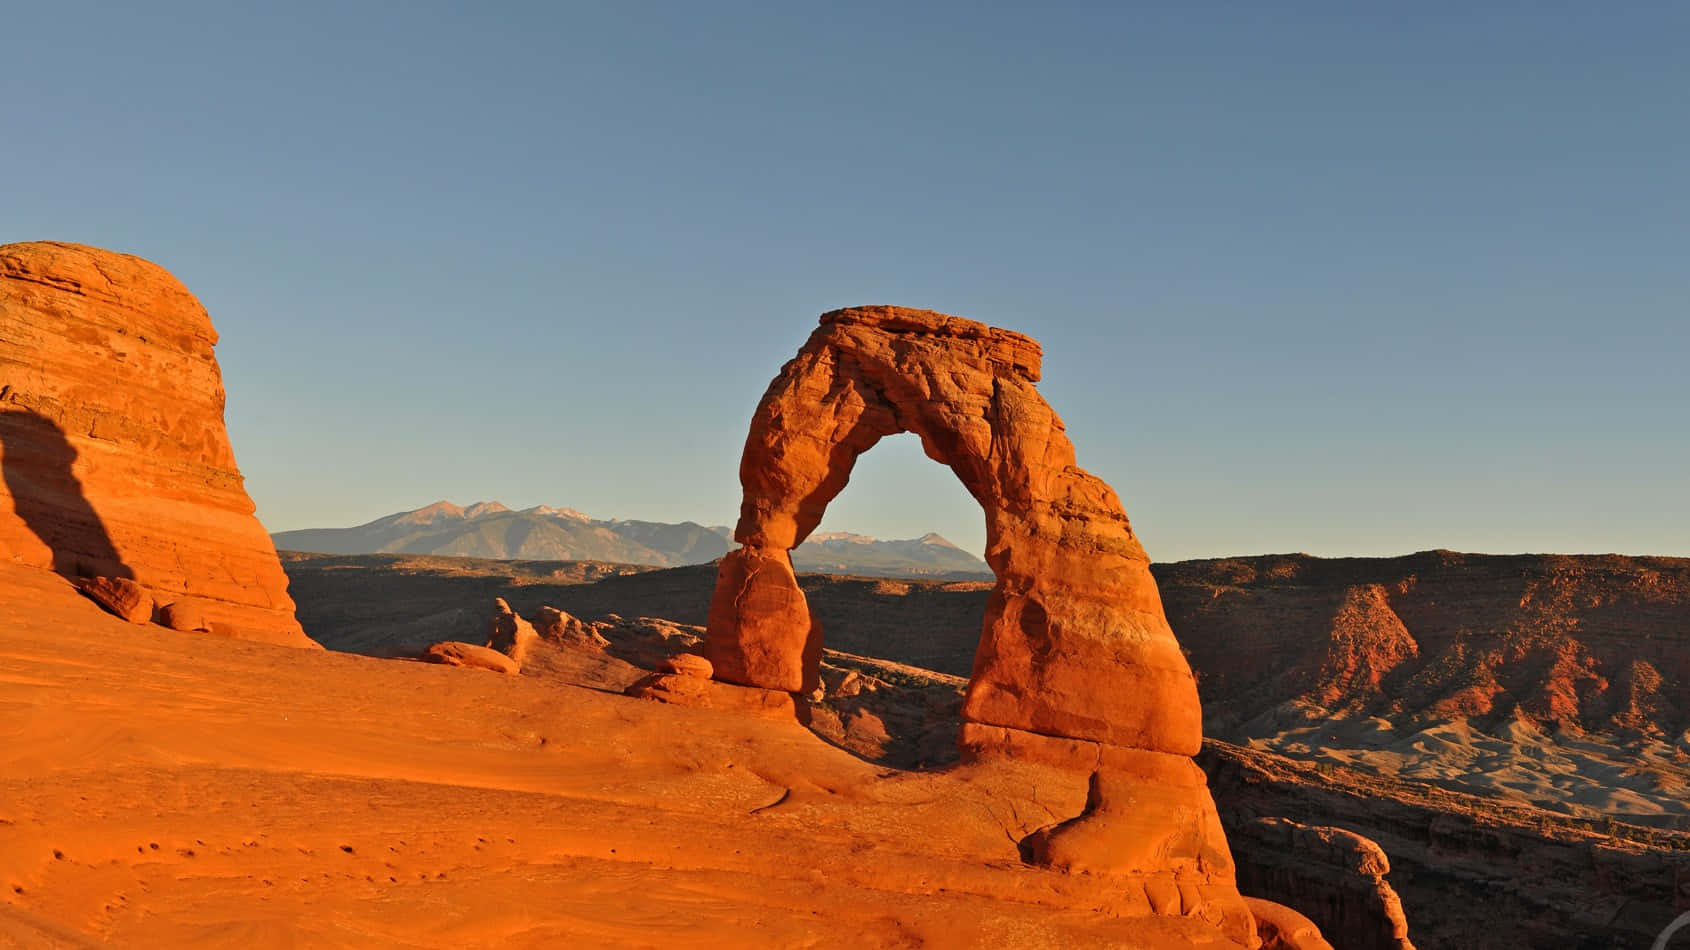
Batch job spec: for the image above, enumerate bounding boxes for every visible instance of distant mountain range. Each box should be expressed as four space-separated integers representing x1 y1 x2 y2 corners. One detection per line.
270 501 991 579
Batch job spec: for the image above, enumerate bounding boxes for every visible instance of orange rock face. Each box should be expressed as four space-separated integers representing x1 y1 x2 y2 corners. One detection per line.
706 306 1201 755
700 307 1271 941
0 241 313 647
704 545 822 693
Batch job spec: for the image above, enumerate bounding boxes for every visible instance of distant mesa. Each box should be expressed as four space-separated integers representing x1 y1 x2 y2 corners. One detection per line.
0 241 314 647
1158 550 1690 744
272 501 990 579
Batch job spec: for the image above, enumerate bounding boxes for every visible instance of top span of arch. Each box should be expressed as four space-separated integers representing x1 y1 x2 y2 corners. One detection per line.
817 305 1043 382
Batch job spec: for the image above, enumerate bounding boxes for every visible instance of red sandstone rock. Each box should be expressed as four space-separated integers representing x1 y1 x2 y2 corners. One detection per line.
699 306 1265 941
1021 767 1234 881
533 605 609 648
420 641 520 675
704 546 818 692
658 653 713 679
485 598 538 668
703 306 1200 754
1246 897 1335 950
624 671 807 722
1201 738 1679 949
75 576 152 623
157 600 211 633
1229 817 1414 950
1158 551 1690 738
0 242 314 648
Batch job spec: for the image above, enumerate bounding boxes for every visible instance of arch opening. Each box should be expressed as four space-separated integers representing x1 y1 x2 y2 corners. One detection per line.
792 432 992 767
798 431 988 581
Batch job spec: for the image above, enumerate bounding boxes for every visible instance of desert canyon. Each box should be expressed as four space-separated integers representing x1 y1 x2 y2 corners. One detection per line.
3 242 1688 949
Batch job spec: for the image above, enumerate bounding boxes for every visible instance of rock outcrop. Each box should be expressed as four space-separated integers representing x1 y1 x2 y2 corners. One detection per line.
486 597 539 667
75 575 153 623
657 653 712 678
533 604 609 648
1158 551 1690 737
625 669 807 721
698 306 1263 942
1230 818 1414 950
0 241 312 647
1199 740 1689 949
1244 897 1335 950
420 640 519 674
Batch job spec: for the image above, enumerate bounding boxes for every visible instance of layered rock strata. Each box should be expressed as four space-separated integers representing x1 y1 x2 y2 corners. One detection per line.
1158 551 1690 737
0 241 312 646
1230 817 1415 950
1201 739 1685 949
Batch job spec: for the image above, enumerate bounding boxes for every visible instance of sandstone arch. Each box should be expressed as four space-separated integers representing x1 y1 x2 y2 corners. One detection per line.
703 306 1202 756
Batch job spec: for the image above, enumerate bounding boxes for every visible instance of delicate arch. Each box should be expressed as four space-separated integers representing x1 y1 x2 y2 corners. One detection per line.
704 306 1200 755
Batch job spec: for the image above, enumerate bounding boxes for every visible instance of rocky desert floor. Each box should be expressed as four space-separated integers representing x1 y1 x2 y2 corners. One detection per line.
276 551 1690 948
1233 704 1690 823
0 561 1252 949
283 551 1690 826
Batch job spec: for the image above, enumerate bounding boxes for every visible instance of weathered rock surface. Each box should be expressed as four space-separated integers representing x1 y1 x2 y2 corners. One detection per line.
282 549 1690 945
657 653 713 678
697 306 1266 944
1200 740 1689 950
624 671 807 722
1021 761 1234 878
705 306 1201 754
1229 817 1414 950
704 546 820 692
75 575 152 623
0 241 313 647
0 564 1306 948
1245 898 1334 950
420 640 520 674
1159 551 1690 738
157 600 211 633
533 604 610 648
485 597 538 667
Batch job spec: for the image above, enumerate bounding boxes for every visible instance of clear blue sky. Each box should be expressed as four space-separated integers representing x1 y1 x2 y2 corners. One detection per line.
6 2 1687 560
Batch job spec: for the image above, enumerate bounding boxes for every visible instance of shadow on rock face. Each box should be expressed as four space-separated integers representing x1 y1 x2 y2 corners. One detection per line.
1 407 132 580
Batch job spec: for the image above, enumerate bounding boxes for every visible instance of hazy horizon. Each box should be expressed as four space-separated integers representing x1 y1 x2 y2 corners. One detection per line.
8 3 1687 562
268 485 1686 564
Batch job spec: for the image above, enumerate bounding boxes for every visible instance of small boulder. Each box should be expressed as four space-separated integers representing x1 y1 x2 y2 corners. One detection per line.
657 653 713 679
76 576 152 623
158 600 211 633
534 605 609 648
420 641 520 675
